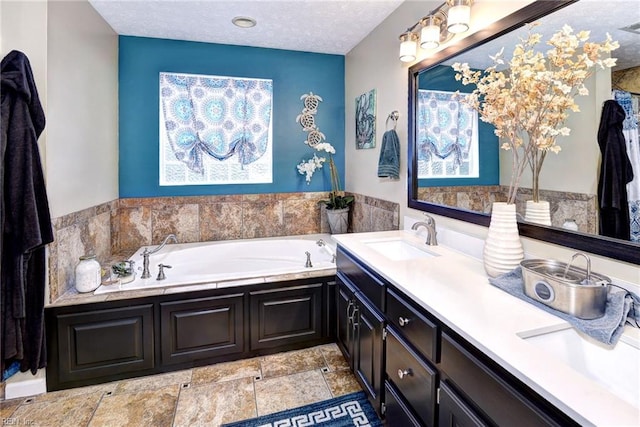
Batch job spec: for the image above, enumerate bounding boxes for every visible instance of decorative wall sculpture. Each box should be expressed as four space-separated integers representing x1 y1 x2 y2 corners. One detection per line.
159 72 273 185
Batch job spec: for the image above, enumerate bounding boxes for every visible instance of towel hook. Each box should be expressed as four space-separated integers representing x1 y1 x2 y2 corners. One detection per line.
386 110 399 130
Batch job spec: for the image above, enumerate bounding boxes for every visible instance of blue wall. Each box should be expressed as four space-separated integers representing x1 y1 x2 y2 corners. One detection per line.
417 65 499 188
119 36 345 197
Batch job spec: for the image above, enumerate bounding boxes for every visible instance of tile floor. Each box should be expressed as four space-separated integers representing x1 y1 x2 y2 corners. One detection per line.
0 344 361 426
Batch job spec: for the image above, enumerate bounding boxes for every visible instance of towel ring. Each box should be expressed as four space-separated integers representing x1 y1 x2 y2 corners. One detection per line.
386 111 399 130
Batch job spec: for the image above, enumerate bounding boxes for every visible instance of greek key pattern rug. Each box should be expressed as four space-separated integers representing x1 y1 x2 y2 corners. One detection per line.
223 392 382 427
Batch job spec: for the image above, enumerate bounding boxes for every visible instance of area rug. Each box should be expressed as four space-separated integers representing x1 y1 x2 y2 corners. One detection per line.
222 391 383 427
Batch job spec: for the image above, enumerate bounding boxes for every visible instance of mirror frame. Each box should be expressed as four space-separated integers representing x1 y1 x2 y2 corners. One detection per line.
408 0 640 265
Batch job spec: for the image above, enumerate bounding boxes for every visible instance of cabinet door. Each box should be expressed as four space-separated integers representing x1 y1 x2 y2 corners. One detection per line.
438 382 488 427
353 294 385 414
55 304 154 385
160 294 244 365
250 283 323 350
336 276 356 364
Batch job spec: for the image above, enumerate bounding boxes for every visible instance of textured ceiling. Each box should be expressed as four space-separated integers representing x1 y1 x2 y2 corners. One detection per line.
88 0 405 55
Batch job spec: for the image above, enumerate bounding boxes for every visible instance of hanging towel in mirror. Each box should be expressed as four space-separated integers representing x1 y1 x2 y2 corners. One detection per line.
377 129 400 179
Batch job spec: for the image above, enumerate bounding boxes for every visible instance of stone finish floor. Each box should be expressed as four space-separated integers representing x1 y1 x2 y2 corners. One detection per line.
0 344 361 426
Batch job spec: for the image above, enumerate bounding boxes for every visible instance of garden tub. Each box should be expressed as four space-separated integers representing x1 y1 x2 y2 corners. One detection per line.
94 234 336 294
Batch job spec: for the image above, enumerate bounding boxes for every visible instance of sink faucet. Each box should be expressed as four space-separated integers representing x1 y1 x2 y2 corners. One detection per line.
411 215 438 246
564 252 592 283
141 234 178 279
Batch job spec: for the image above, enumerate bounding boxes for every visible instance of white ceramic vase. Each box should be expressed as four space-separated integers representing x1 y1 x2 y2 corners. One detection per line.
326 207 349 234
483 202 524 277
524 200 551 226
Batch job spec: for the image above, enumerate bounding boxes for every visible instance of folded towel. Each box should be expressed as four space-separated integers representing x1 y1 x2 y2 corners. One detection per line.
488 267 640 346
377 129 400 179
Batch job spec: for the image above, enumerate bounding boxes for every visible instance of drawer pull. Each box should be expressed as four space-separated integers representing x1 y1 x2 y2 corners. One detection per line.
398 316 411 327
397 368 413 379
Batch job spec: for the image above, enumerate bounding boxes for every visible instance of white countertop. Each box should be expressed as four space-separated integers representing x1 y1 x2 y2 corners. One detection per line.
333 230 640 427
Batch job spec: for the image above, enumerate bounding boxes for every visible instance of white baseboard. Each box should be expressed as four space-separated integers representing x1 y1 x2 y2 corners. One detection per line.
5 369 46 399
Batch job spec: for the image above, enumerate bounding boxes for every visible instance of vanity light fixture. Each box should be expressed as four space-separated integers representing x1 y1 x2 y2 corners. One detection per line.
232 16 257 28
399 0 472 61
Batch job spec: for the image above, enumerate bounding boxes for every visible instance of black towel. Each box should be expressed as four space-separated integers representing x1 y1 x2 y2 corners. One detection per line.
377 129 400 179
1 50 53 375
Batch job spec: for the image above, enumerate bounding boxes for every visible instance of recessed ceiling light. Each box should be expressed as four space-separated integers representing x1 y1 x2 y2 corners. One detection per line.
232 16 257 28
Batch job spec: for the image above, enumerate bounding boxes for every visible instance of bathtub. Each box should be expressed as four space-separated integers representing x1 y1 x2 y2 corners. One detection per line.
94 234 337 294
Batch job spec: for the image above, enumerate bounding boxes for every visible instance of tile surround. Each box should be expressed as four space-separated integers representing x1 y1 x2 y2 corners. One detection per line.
1 344 362 427
417 185 597 233
47 192 399 303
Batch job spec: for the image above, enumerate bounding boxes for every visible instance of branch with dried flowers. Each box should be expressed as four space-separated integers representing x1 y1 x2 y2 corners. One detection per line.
453 23 619 203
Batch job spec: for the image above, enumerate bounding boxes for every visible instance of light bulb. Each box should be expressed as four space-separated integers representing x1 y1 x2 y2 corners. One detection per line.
399 33 417 62
447 1 471 34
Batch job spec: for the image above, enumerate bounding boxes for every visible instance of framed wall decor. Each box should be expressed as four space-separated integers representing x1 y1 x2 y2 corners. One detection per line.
355 88 376 149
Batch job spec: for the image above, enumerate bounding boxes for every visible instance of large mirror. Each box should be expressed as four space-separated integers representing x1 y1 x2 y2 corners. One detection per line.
408 0 640 265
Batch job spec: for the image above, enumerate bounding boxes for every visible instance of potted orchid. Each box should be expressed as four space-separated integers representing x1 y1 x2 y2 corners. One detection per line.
295 92 353 233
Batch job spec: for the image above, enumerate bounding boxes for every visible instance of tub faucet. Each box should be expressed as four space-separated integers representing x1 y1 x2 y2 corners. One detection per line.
141 234 179 279
411 215 438 246
156 264 172 281
316 238 336 263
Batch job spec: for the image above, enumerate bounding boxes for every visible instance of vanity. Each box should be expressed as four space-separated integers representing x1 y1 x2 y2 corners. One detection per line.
333 231 639 427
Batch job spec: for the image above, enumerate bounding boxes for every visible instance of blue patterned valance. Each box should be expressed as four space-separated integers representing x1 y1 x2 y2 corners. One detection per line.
159 72 273 185
417 89 479 179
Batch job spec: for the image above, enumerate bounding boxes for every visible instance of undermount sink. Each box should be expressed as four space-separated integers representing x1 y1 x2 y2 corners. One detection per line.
364 239 440 261
518 325 640 409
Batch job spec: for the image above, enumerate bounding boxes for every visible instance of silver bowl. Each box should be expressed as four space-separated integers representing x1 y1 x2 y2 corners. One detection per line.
520 259 611 319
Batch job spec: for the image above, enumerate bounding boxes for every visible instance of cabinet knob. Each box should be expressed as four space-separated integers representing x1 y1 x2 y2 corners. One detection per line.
397 368 413 379
398 316 411 327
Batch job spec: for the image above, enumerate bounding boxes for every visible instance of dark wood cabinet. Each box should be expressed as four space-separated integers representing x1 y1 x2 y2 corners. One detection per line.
334 244 579 427
160 293 244 365
52 304 154 385
46 276 334 391
250 283 323 350
336 247 386 417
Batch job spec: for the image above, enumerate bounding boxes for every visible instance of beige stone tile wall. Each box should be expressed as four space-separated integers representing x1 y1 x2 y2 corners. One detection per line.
48 192 399 302
49 200 117 303
417 185 597 234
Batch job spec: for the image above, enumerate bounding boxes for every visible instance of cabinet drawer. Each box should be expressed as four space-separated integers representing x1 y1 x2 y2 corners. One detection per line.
337 247 385 311
438 381 488 427
440 333 564 427
384 381 421 427
387 287 438 362
386 327 437 427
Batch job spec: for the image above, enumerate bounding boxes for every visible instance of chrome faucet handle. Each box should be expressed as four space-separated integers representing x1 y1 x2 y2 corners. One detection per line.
157 264 172 281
